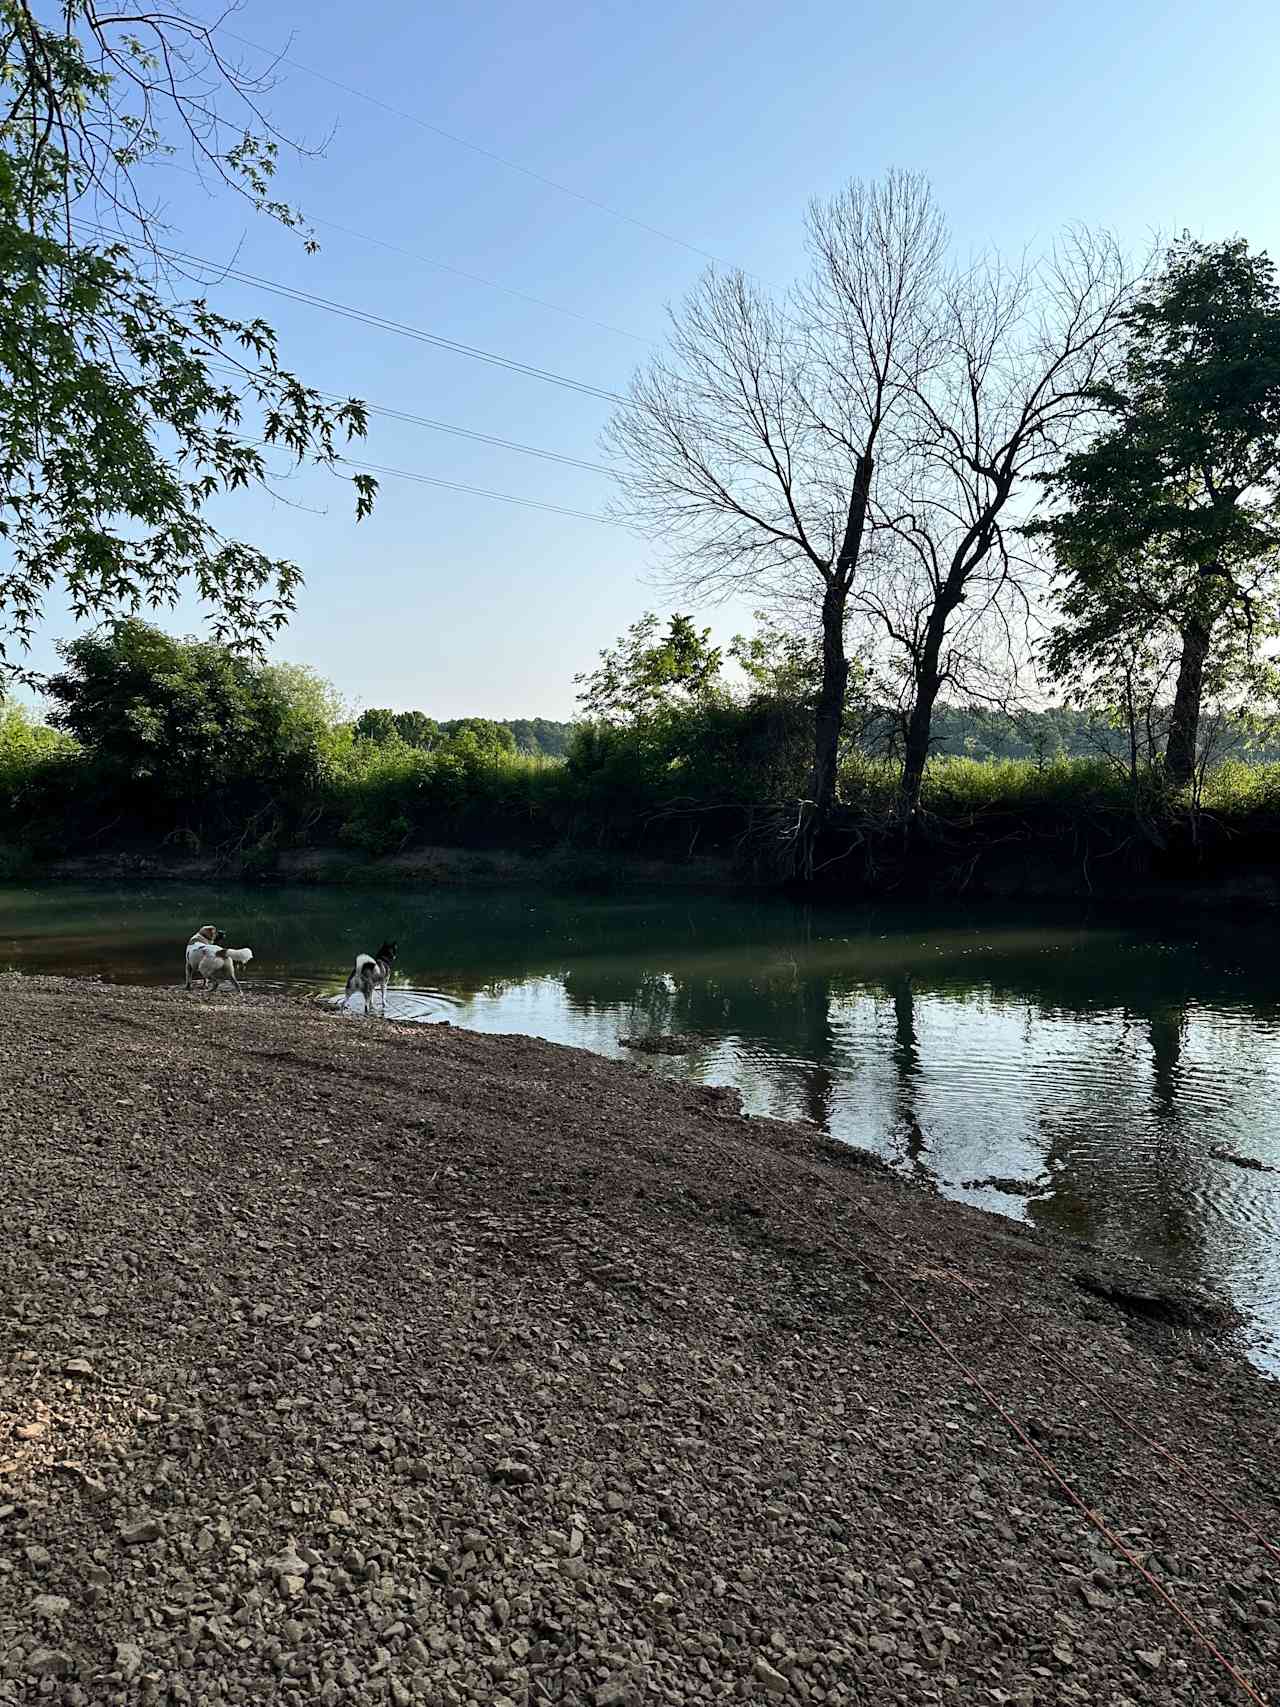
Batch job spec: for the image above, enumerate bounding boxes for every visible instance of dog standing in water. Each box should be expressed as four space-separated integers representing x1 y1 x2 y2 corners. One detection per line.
185 926 255 995
184 926 224 989
343 941 397 1016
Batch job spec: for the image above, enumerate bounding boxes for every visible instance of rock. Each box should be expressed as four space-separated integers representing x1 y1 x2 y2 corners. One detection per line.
30 1594 71 1620
618 1033 703 1055
115 1642 143 1681
753 1655 790 1695
15 1420 47 1441
489 1458 535 1487
605 1491 628 1512
119 1518 162 1546
63 1359 94 1378
24 1544 52 1568
1135 1648 1164 1672
595 1683 631 1706
28 1649 73 1680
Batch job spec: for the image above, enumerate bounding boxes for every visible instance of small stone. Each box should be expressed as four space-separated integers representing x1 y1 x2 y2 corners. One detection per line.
115 1643 143 1682
15 1421 47 1441
605 1491 627 1512
1135 1649 1164 1672
753 1656 790 1695
490 1458 535 1487
281 1574 307 1598
119 1518 162 1546
25 1545 52 1568
31 1595 71 1620
63 1359 94 1378
595 1683 630 1707
28 1649 73 1680
1052 1645 1075 1667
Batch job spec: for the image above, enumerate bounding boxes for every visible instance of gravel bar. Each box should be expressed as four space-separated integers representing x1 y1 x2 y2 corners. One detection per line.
1 974 1278 1706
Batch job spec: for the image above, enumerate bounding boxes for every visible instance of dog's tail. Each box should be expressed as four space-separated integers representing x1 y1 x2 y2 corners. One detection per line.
353 952 376 973
224 947 254 965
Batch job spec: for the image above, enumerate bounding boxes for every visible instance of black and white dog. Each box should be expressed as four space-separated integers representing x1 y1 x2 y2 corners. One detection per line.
343 940 398 1016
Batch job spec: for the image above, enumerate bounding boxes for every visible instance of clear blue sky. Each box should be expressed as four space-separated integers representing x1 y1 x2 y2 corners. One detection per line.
23 0 1280 717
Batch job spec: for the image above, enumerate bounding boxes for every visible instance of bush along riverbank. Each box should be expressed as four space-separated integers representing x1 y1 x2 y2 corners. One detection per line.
2 973 1278 1703
8 619 1280 908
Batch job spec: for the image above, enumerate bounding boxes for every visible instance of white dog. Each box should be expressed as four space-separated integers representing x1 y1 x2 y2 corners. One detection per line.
185 926 223 990
185 927 254 994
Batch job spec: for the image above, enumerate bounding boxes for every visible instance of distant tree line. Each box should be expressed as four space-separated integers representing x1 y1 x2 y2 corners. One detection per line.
350 709 574 758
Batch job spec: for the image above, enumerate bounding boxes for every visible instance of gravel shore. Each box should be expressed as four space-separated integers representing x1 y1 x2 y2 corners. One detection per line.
2 975 1278 1706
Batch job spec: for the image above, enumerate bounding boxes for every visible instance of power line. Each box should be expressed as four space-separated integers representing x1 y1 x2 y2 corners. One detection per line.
244 436 619 525
347 399 612 475
207 362 612 474
220 26 739 271
148 157 655 346
307 214 655 349
333 452 622 525
83 223 634 408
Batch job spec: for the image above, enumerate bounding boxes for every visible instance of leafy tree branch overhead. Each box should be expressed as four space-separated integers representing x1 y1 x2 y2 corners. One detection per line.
0 0 376 682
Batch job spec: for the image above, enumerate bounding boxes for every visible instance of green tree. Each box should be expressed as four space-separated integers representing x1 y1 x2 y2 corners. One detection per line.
353 708 441 749
353 708 400 746
1037 236 1280 790
575 612 724 724
0 3 375 682
439 717 516 757
44 618 335 807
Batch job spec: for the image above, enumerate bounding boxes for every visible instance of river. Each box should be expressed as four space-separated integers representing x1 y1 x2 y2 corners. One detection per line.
5 881 1279 1373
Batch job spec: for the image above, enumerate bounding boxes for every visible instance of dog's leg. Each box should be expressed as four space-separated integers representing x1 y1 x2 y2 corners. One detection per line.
228 970 242 995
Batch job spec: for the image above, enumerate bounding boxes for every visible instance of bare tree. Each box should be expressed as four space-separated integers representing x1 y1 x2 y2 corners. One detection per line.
606 170 945 873
862 230 1134 825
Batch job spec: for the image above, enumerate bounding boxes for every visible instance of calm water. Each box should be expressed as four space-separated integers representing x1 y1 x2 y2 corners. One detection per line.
5 882 1280 1373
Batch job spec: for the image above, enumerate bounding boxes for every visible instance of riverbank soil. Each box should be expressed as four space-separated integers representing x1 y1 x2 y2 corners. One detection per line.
1 977 1277 1705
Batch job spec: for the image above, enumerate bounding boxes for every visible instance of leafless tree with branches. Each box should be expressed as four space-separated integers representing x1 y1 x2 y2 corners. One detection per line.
606 170 946 874
867 230 1135 823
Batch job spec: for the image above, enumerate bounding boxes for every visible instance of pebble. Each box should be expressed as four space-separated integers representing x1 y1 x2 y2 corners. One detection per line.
2 978 1277 1707
754 1655 791 1695
119 1518 162 1545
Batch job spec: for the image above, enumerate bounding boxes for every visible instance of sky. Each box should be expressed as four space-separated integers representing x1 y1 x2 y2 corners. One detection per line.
18 0 1280 717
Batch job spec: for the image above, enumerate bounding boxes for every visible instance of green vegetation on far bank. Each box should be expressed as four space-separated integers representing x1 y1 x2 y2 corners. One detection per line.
6 617 1280 901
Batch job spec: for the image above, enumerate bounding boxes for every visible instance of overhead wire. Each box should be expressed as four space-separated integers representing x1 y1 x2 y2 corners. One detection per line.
81 223 634 408
218 26 743 271
144 157 656 347
238 437 620 527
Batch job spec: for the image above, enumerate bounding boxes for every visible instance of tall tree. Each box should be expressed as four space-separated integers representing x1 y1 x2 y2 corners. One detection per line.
607 171 946 873
862 230 1132 822
1035 236 1280 791
0 2 375 681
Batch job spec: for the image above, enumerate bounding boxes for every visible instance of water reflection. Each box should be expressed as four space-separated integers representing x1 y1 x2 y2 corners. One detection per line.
3 883 1280 1371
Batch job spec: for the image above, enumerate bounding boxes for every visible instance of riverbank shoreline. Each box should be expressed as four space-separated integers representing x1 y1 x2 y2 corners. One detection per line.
2 975 1278 1703
10 835 1280 916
